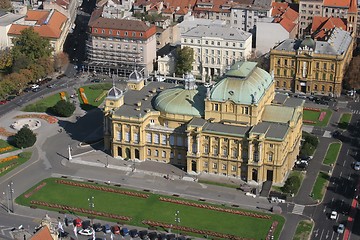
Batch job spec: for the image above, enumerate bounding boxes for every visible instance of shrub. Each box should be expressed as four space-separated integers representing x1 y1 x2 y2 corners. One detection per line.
13 126 36 148
52 100 75 117
303 132 319 148
281 175 301 194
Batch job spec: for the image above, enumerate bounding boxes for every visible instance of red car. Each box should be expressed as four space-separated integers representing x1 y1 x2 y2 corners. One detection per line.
0 100 8 105
112 225 120 234
73 218 82 227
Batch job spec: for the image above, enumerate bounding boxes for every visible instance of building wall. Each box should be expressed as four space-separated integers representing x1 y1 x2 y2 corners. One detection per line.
256 22 290 55
269 42 354 96
299 0 323 36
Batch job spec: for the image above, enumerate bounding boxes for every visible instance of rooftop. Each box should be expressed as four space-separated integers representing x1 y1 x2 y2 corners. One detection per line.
0 11 24 26
311 16 347 40
182 25 251 41
250 122 289 140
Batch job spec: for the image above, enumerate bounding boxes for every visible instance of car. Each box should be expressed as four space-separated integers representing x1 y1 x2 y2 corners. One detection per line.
157 233 166 240
59 231 69 237
148 232 157 240
129 229 138 238
121 227 129 236
73 218 82 227
337 224 345 234
47 84 56 88
57 74 66 79
32 88 40 92
112 225 120 234
139 230 148 239
354 161 360 170
24 87 32 92
81 220 91 229
77 228 94 236
296 94 307 99
330 211 338 220
6 95 16 101
332 131 341 138
0 99 8 105
103 224 111 234
31 84 40 89
155 76 166 82
294 162 308 170
92 223 102 232
91 79 101 83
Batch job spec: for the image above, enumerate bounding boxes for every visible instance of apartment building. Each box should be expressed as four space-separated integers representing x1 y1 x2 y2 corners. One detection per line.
299 0 323 36
0 11 25 49
269 28 353 97
86 9 156 77
181 25 252 80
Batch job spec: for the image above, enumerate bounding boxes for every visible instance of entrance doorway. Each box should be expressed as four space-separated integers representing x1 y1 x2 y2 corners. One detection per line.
252 169 258 182
267 170 274 182
117 147 122 157
300 82 306 93
191 160 197 172
135 149 139 159
125 148 131 159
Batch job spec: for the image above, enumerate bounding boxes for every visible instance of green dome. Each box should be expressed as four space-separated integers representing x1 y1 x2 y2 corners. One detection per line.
154 86 206 117
210 61 273 105
300 35 315 50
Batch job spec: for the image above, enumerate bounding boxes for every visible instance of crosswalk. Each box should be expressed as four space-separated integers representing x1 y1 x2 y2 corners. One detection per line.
292 204 305 215
351 109 360 114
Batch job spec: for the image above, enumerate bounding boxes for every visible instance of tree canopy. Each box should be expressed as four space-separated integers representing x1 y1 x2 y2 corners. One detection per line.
175 46 194 75
13 125 37 148
52 100 76 117
11 27 52 64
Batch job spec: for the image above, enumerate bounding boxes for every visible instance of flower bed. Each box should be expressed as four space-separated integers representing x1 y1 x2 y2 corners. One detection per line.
304 107 321 112
0 155 18 164
0 146 13 153
0 162 17 174
55 180 150 198
30 200 131 221
79 88 89 104
266 221 278 240
303 120 316 124
15 114 58 124
60 92 67 101
142 220 251 240
0 127 14 137
24 182 47 198
159 197 270 219
318 111 326 121
95 90 107 102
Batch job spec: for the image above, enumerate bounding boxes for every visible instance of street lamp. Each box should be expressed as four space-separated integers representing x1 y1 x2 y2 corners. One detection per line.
88 196 94 224
8 181 14 213
2 191 10 213
175 210 180 238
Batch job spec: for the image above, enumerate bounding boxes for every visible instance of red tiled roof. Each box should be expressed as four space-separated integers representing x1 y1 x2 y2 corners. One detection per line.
30 226 53 240
311 16 347 39
349 0 357 13
193 0 232 13
323 0 350 7
8 9 67 39
271 2 298 33
135 0 195 15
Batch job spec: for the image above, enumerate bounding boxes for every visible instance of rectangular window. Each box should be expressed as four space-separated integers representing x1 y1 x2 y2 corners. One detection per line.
161 135 167 145
232 148 238 158
231 165 236 171
213 163 218 169
147 149 151 156
177 136 183 146
154 150 159 157
146 133 152 143
154 134 159 144
268 153 273 162
134 133 139 143
213 146 218 155
162 151 166 158
204 162 208 168
169 135 175 145
213 104 219 111
125 132 130 142
117 131 122 141
222 164 227 170
177 153 182 160
204 145 209 154
242 107 249 115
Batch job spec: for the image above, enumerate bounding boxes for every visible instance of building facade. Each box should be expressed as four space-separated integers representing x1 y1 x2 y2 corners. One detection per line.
103 61 304 184
86 9 156 77
181 25 252 81
0 11 25 49
269 28 353 97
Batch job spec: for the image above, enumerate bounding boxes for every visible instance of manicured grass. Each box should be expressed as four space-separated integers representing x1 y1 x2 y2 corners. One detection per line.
323 142 341 165
293 220 313 240
0 140 17 153
0 152 32 177
78 83 112 111
198 180 239 189
338 113 352 129
303 109 332 127
22 93 64 112
311 172 330 201
16 178 284 239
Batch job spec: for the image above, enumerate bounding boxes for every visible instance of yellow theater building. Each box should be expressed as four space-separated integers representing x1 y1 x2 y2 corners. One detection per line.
103 61 304 184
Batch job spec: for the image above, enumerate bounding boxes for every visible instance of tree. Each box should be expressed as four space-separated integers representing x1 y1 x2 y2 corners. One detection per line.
52 100 76 117
175 46 194 75
11 27 52 63
13 126 37 148
281 175 301 194
0 49 13 71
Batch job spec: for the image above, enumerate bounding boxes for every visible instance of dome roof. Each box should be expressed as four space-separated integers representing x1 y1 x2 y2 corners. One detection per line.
107 85 123 99
300 35 315 50
210 61 273 105
154 86 206 117
128 69 143 81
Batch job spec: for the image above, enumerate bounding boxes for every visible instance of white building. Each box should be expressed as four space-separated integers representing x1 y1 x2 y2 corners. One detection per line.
0 11 25 49
177 14 225 35
97 0 134 19
181 25 252 81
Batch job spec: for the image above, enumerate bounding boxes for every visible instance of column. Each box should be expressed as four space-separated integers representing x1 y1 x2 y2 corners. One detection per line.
248 142 253 162
258 142 262 163
196 135 200 155
187 133 192 155
238 142 242 161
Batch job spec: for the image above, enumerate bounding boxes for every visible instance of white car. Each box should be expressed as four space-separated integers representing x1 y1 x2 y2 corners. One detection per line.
31 84 40 89
78 228 94 236
337 224 345 234
330 211 338 220
155 76 166 82
354 162 360 171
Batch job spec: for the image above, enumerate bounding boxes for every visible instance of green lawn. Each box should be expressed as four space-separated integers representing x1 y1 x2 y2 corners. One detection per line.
17 178 284 239
293 220 313 240
338 113 352 129
0 140 17 153
303 109 332 127
323 143 341 165
0 152 32 177
78 83 112 111
311 172 330 201
22 93 64 112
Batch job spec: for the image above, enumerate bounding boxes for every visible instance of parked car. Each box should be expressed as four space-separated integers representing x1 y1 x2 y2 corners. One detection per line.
0 99 8 105
157 233 166 240
91 79 101 83
112 225 120 234
121 227 129 236
337 224 345 234
139 230 148 239
129 229 138 238
32 88 40 92
103 224 111 234
354 161 360 171
73 218 82 227
6 95 16 101
330 211 338 220
332 131 341 138
294 162 308 170
47 84 56 88
148 232 157 240
31 84 40 89
93 223 102 232
81 220 91 229
24 87 32 92
78 228 94 236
